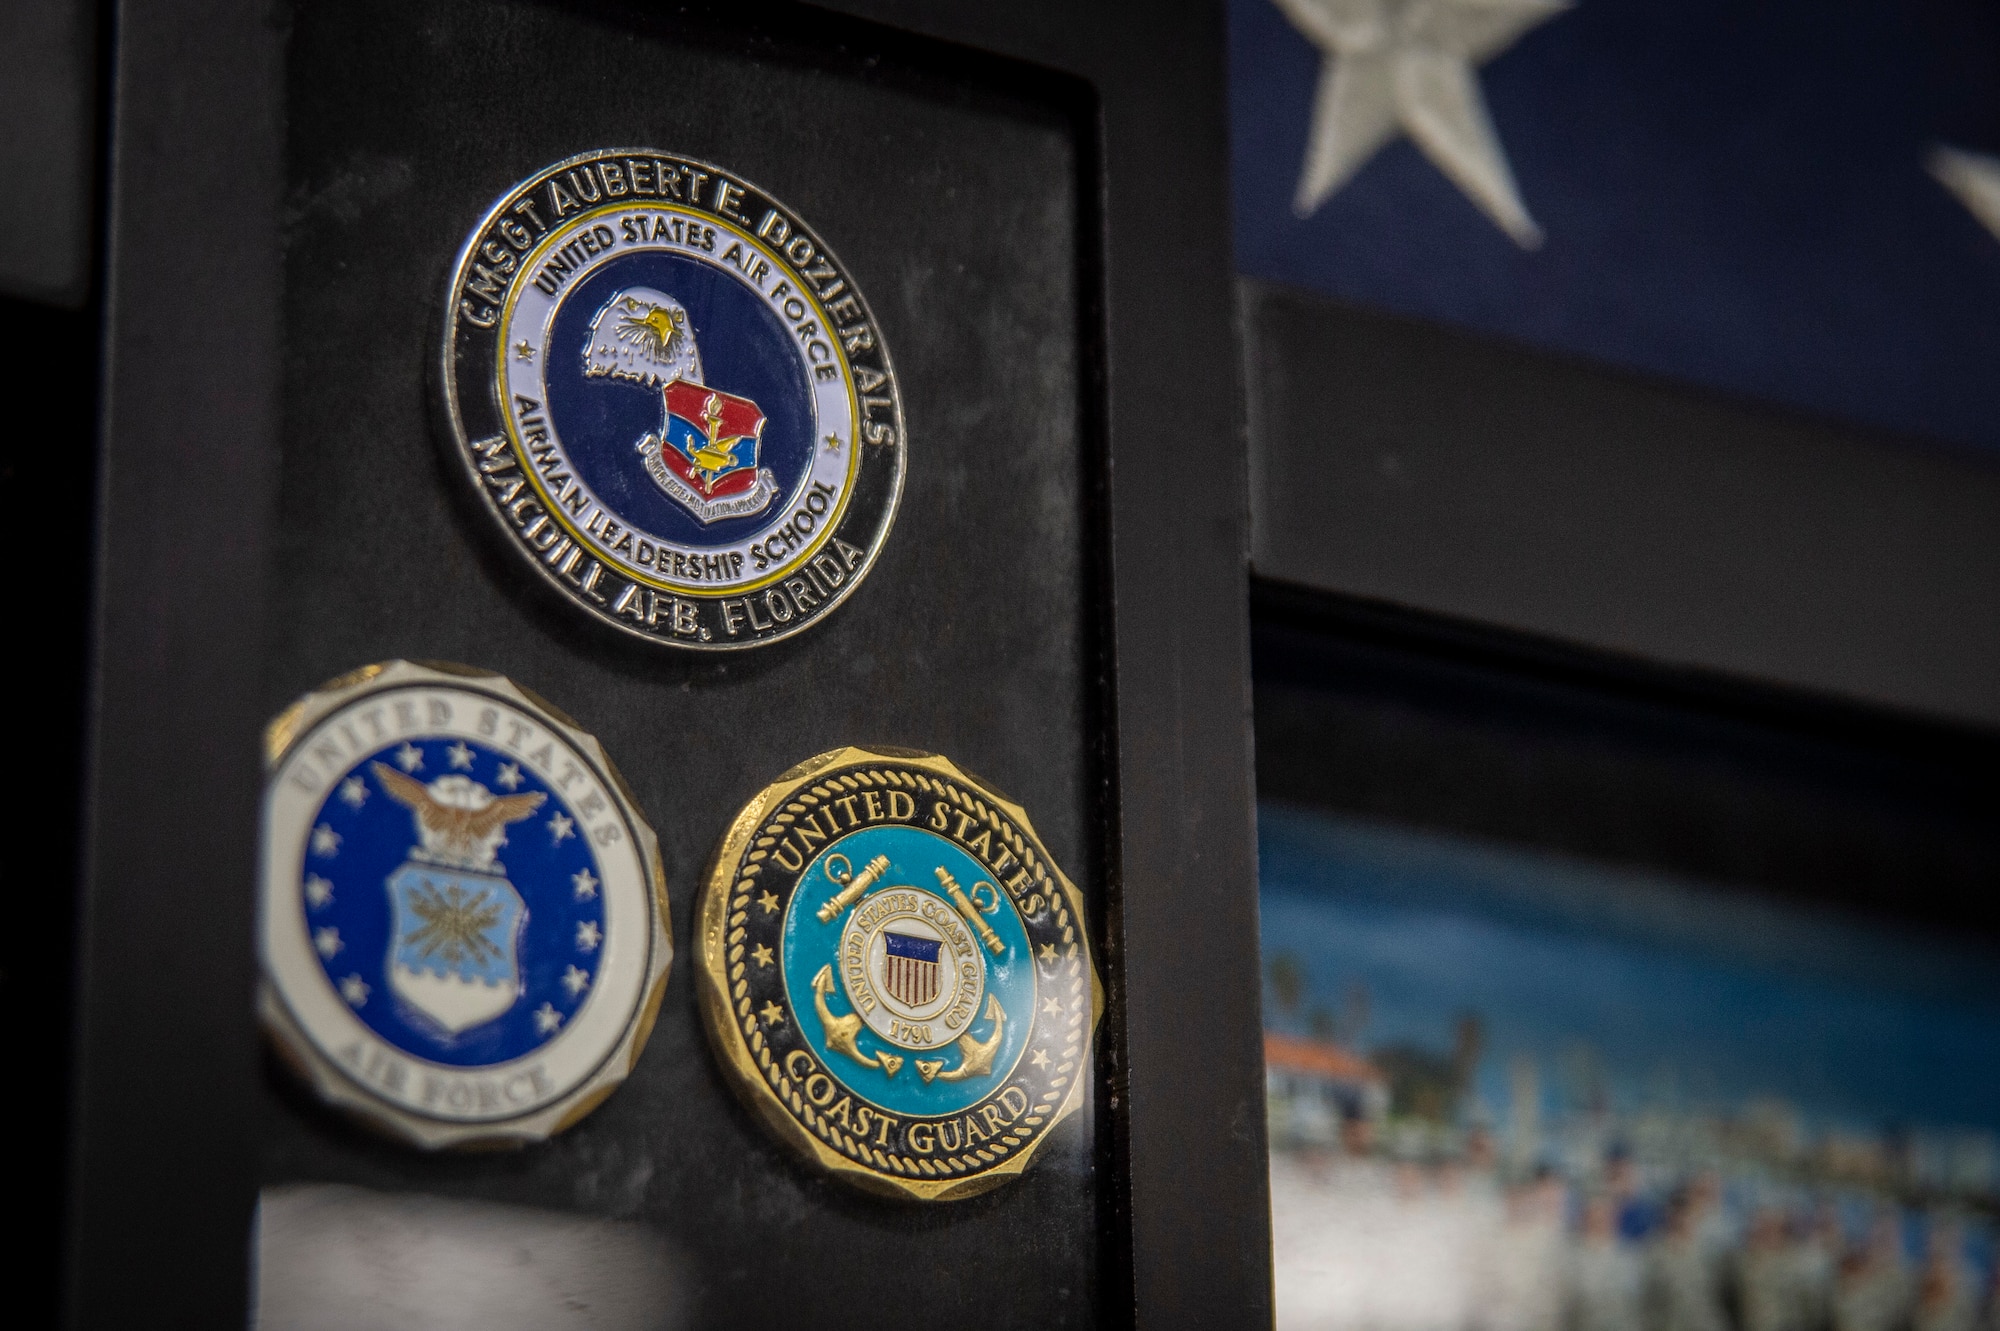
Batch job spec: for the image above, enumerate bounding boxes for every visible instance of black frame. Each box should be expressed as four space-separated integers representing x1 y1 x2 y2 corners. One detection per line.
1241 280 2000 729
66 2 1269 1327
1251 577 2000 940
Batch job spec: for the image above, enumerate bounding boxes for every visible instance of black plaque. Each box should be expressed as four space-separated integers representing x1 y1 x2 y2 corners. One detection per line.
68 1 1266 1326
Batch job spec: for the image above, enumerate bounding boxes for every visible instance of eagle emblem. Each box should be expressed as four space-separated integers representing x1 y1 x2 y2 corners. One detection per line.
583 287 779 525
373 765 546 1035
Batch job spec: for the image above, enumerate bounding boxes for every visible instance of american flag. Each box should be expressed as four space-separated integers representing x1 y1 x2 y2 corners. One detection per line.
1230 0 2000 457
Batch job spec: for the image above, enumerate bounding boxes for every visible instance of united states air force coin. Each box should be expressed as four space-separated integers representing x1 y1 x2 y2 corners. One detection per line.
442 149 905 648
696 748 1102 1200
258 661 671 1148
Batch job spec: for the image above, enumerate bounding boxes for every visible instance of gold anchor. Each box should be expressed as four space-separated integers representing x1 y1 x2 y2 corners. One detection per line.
916 994 1006 1083
810 965 904 1078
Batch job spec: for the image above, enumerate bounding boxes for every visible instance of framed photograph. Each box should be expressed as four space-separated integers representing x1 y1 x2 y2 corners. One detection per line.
1253 590 2000 1331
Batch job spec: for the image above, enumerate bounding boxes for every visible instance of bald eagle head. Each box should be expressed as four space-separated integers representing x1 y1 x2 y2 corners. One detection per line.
582 287 704 389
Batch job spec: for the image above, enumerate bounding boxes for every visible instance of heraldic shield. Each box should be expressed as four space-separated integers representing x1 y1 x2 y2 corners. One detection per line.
882 931 944 1007
373 764 541 1035
385 863 526 1034
653 380 771 517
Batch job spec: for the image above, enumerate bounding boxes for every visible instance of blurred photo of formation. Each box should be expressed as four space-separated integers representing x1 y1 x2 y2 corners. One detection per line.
1259 807 2000 1331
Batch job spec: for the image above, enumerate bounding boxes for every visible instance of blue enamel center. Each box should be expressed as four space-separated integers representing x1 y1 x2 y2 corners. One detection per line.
299 737 606 1067
542 247 816 547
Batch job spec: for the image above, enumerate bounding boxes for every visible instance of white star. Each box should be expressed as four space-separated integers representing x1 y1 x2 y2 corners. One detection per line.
309 824 341 857
446 741 475 770
1273 0 1568 246
338 776 368 808
575 920 601 952
562 964 591 997
548 811 575 844
572 867 599 900
1931 145 2000 247
339 973 370 1006
494 761 523 790
313 926 343 958
533 1002 563 1034
303 874 334 908
395 742 424 772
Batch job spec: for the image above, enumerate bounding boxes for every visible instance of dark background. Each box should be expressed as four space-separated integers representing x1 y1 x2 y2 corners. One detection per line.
3 300 96 1325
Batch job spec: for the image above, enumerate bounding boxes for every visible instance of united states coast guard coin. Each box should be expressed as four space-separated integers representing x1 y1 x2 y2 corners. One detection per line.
258 661 672 1148
696 748 1102 1200
442 149 905 649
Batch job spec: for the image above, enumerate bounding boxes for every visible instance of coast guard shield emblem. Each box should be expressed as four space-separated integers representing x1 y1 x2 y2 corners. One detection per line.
442 149 905 649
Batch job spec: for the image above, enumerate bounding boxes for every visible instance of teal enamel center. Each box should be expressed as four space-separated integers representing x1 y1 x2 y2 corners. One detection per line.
781 824 1034 1118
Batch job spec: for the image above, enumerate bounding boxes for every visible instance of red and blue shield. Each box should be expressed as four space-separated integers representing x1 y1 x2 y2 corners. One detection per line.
634 379 780 524
660 381 766 498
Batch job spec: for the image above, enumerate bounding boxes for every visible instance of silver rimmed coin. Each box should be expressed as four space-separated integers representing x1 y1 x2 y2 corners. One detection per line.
258 660 671 1148
441 149 906 648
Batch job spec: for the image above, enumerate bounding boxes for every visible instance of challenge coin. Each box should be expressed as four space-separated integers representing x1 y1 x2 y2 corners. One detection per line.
696 747 1101 1200
258 660 671 1148
441 149 905 648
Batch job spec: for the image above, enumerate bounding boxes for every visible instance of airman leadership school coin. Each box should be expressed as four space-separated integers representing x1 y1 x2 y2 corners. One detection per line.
258 661 672 1148
442 150 905 649
697 748 1103 1200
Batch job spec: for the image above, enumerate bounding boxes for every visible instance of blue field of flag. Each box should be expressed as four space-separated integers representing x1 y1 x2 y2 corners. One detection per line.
1230 0 2000 456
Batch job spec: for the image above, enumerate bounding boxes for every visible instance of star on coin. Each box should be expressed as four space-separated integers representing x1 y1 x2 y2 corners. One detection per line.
1038 942 1058 963
1030 1047 1051 1069
751 943 774 968
562 964 591 997
303 874 334 908
548 811 575 843
576 920 601 952
757 890 780 915
759 1000 785 1027
338 776 368 808
494 761 523 790
823 430 844 452
310 824 341 857
534 1002 563 1034
395 741 424 772
446 741 475 769
313 926 343 958
515 339 536 361
572 867 598 900
1042 996 1062 1017
339 973 370 1007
